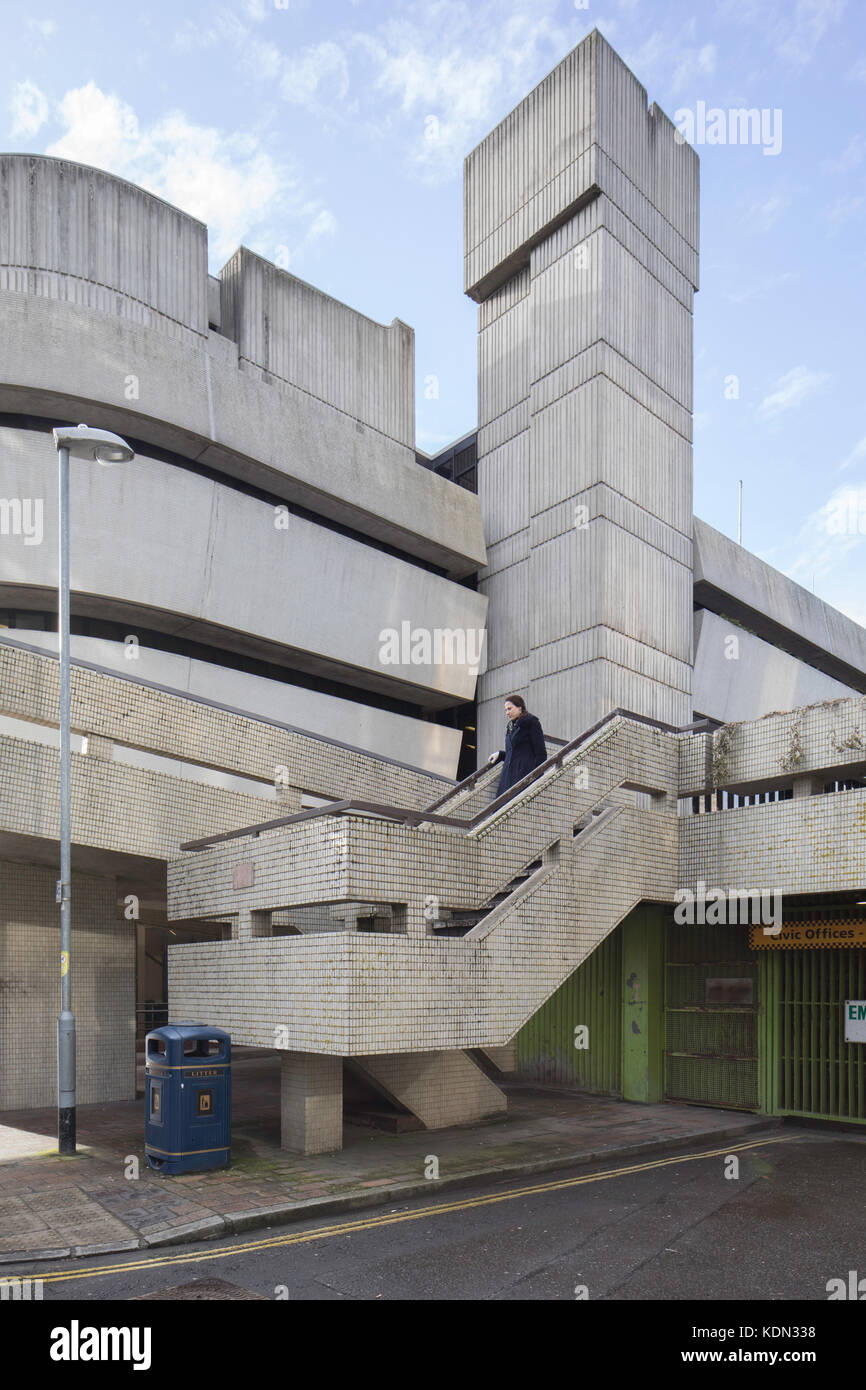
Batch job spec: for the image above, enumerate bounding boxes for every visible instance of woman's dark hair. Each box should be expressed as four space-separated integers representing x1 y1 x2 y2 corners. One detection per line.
505 694 527 713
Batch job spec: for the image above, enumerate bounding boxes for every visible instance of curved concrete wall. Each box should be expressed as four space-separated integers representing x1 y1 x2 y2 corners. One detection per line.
0 154 207 339
693 609 858 724
0 155 485 577
0 425 487 707
694 518 866 691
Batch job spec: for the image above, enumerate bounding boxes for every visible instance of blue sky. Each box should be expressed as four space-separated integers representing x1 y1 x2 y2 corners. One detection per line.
2 0 865 623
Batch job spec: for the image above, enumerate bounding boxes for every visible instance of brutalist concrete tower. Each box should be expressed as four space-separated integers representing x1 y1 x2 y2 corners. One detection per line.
465 30 699 751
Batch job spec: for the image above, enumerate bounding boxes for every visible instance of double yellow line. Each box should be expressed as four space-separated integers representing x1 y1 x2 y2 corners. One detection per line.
5 1133 794 1287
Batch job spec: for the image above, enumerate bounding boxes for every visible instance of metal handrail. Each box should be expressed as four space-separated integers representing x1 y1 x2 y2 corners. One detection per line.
420 732 571 816
180 708 716 851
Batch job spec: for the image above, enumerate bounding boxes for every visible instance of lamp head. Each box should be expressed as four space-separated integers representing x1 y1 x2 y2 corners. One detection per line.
52 423 135 466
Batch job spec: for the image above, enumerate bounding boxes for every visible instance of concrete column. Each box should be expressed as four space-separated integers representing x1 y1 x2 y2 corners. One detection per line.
792 774 822 798
236 909 252 941
280 1052 343 1154
621 904 665 1103
467 32 698 748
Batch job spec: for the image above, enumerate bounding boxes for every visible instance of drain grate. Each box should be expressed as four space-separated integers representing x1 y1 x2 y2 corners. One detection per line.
133 1278 267 1301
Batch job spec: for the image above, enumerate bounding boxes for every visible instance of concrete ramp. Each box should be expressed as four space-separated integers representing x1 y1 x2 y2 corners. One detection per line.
352 1050 507 1130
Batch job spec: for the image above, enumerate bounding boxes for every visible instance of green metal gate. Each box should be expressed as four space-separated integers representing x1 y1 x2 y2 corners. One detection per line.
766 947 866 1122
665 922 759 1110
515 926 622 1092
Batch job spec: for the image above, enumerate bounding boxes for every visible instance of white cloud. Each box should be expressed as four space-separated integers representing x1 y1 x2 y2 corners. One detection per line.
44 82 330 265
726 270 798 304
743 188 792 233
822 194 864 230
672 42 717 91
306 209 337 241
360 0 586 176
281 41 350 105
840 437 866 471
28 18 56 37
716 0 845 69
758 365 831 420
172 9 281 81
821 133 866 174
784 482 866 614
9 79 49 138
776 0 846 69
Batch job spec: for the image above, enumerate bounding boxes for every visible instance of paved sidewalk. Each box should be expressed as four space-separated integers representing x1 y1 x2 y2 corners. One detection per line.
0 1053 778 1263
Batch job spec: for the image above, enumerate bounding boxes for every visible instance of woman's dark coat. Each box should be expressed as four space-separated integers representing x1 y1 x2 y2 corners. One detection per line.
496 712 547 796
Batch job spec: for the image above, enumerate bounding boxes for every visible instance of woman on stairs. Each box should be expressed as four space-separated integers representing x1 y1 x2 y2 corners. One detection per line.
487 695 548 799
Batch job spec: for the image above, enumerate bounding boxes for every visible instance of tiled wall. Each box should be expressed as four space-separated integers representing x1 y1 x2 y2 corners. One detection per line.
167 718 681 1053
680 789 866 895
0 641 448 812
0 735 277 861
0 861 134 1110
678 696 866 795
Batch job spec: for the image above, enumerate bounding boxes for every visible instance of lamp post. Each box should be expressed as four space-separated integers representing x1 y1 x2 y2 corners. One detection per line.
52 424 135 1155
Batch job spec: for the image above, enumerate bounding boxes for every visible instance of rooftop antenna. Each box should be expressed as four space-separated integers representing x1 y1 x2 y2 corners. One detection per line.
737 480 743 546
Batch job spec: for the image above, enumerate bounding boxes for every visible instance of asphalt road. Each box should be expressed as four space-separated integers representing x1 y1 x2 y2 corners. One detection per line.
7 1129 866 1302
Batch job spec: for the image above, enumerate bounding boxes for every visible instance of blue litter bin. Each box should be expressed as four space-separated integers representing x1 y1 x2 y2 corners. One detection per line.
145 1023 231 1174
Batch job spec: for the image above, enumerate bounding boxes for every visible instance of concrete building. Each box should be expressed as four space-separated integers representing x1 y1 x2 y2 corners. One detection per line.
1 30 864 1144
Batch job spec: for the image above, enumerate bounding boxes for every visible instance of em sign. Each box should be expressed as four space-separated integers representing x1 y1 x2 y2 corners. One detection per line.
844 1002 866 1043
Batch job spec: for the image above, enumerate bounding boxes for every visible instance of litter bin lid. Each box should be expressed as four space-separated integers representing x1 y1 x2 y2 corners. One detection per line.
145 1022 231 1043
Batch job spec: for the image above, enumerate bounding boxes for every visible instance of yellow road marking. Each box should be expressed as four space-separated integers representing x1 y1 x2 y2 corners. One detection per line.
4 1133 795 1287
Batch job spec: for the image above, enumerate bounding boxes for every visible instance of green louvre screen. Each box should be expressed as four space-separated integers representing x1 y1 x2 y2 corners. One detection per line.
772 947 866 1122
515 926 622 1093
665 921 759 1111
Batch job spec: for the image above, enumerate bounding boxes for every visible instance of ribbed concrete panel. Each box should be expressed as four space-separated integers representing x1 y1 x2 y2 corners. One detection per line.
478 265 530 329
0 155 207 336
478 433 528 547
593 149 698 290
220 248 413 446
531 625 692 693
533 192 696 311
531 341 692 442
530 485 692 569
478 400 530 455
532 660 689 730
483 530 530 576
464 31 699 302
530 229 602 383
594 39 699 252
465 36 595 257
693 609 859 723
528 520 692 658
601 232 693 409
479 560 530 672
478 286 530 431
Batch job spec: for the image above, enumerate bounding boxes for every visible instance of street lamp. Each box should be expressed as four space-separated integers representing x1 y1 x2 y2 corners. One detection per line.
52 424 135 1155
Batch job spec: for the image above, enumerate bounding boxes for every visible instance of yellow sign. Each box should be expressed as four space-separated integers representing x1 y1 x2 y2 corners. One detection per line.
60 951 69 977
750 919 866 950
